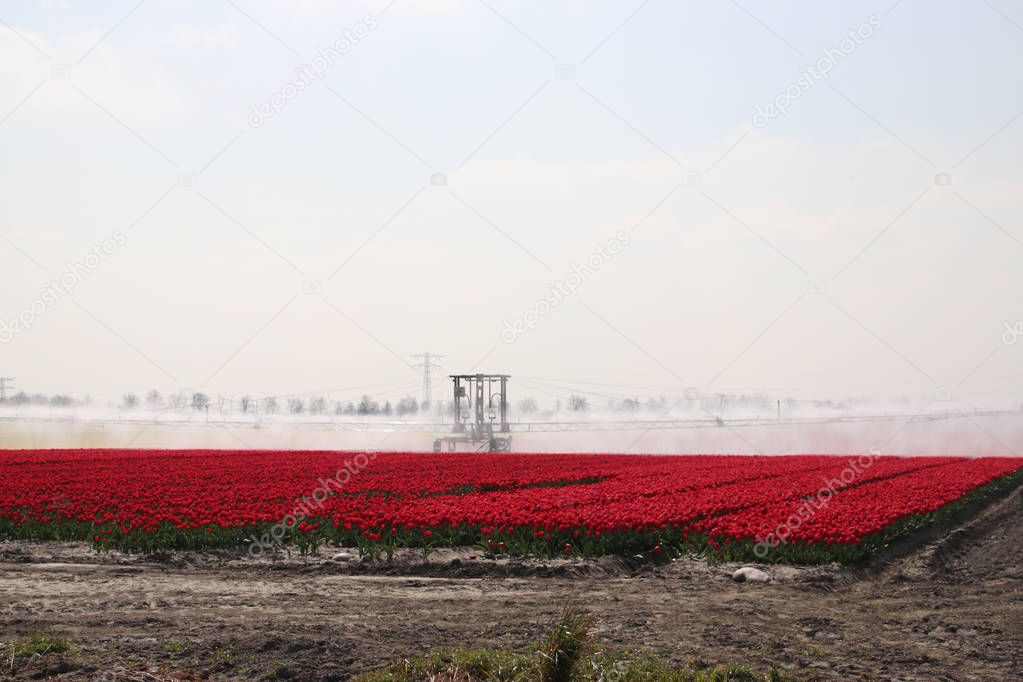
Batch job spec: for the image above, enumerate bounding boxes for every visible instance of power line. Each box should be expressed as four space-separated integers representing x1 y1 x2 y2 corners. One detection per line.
519 377 656 402
519 376 685 393
256 378 420 401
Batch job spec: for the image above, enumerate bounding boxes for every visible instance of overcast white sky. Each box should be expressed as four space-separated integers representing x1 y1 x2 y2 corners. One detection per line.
1 0 1021 408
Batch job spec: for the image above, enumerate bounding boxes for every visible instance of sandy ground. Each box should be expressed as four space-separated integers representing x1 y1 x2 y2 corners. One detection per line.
1 485 1021 681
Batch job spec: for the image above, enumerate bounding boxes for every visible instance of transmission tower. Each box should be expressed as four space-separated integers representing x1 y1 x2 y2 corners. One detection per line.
411 353 444 406
0 377 13 402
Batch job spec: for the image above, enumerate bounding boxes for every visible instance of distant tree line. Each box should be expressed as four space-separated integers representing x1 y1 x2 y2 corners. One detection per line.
1 387 850 416
111 391 428 417
0 392 79 407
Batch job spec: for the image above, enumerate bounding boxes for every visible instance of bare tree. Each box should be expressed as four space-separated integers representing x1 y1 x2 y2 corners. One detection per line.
396 396 418 416
619 398 640 412
357 395 379 415
568 394 589 411
517 397 538 414
645 396 668 411
145 390 162 408
122 394 138 409
191 392 210 411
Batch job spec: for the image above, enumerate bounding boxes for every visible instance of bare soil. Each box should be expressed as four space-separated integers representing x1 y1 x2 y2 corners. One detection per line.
2 487 1021 681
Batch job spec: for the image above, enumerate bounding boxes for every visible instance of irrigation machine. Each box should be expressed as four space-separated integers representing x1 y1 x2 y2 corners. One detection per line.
433 374 511 453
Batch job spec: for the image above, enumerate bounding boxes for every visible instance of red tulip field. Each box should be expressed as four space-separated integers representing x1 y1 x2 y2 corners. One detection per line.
2 449 1021 563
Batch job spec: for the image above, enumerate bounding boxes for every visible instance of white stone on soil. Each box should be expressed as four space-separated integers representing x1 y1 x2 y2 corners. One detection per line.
732 566 771 583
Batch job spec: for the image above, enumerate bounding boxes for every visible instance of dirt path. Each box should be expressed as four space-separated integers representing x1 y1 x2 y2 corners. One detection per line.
2 488 1021 681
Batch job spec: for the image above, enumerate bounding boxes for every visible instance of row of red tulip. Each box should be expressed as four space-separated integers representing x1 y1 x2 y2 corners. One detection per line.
1 449 1019 561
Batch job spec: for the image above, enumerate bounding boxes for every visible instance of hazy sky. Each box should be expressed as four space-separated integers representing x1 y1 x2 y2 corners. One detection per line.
1 0 1021 408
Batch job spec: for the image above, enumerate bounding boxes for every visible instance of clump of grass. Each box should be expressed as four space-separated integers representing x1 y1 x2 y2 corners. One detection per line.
363 648 534 681
802 646 829 660
586 653 793 682
537 608 594 682
163 638 191 654
358 609 798 681
8 632 74 659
